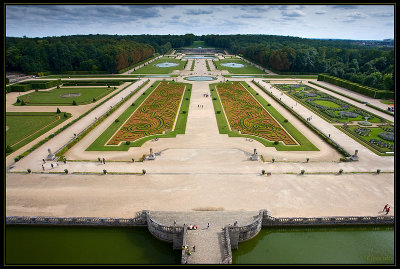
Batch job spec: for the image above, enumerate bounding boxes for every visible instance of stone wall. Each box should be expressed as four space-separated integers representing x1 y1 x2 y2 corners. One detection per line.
221 226 233 264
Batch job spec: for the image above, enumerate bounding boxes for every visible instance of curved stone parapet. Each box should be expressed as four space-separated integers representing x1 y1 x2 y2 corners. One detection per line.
145 211 184 250
221 226 233 264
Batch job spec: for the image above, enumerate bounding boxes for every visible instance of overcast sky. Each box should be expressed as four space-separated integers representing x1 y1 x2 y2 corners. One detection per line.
5 4 395 40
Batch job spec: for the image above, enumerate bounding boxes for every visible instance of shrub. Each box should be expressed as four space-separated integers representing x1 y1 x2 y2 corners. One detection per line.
132 103 135 106
339 169 343 174
142 169 146 175
93 97 96 102
56 108 61 113
216 111 221 114
301 169 305 175
16 98 21 103
182 110 186 114
283 119 288 123
273 141 279 145
27 169 31 174
261 169 265 175
20 100 26 106
125 141 130 145
132 158 135 162
63 112 68 118
103 169 107 174
267 103 271 106
115 119 120 123
272 158 275 163
64 169 68 174
6 145 13 153
72 100 77 105
377 169 381 174
14 156 20 162
306 158 309 163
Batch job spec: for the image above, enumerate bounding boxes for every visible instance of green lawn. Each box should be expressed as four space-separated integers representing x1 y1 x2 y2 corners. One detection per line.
14 86 115 106
130 57 186 74
209 81 319 151
214 59 266 74
86 81 192 151
5 112 71 154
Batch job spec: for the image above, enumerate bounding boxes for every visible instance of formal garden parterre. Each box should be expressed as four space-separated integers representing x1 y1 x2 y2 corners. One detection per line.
213 59 266 74
130 57 186 74
210 81 319 151
87 81 192 151
273 83 394 156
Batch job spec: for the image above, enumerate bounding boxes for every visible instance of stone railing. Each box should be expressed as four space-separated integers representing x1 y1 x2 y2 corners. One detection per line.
226 210 264 250
221 226 233 264
262 211 394 226
145 211 184 250
6 211 147 226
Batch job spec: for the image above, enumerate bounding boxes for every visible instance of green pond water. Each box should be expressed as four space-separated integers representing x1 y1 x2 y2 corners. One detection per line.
233 226 394 264
6 225 394 265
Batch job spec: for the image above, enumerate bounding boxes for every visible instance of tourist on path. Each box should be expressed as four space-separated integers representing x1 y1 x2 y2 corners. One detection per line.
385 207 390 215
207 223 209 229
383 204 388 211
42 165 45 171
51 163 54 169
98 157 101 163
192 245 196 252
103 158 105 164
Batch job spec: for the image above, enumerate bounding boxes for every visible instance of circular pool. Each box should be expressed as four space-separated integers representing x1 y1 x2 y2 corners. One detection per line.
155 62 179 68
221 63 245 68
184 76 217 81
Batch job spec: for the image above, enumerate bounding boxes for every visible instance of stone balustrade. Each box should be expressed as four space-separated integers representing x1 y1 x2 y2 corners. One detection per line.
221 226 233 264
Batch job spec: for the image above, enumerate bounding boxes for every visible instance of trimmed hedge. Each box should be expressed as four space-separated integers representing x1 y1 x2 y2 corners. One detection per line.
8 79 62 92
318 74 394 99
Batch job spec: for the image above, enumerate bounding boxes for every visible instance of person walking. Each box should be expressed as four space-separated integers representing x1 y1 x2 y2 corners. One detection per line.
383 204 389 211
192 245 196 252
385 207 390 215
42 164 45 171
51 163 54 169
103 158 105 164
98 157 101 163
207 223 209 229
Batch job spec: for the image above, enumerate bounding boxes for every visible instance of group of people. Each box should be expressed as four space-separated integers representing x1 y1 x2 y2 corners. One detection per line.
98 157 106 164
41 158 65 171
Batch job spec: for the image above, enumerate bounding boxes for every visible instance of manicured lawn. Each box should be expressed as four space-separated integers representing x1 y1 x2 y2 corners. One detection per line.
210 81 318 151
214 59 266 74
87 81 192 151
274 84 390 124
5 112 71 154
14 86 114 106
130 57 186 74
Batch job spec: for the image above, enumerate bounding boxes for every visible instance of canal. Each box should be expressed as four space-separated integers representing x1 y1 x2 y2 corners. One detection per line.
6 225 394 265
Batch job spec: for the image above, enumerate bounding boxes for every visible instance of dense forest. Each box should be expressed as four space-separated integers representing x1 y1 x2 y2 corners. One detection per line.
5 34 196 74
203 35 394 91
6 33 394 92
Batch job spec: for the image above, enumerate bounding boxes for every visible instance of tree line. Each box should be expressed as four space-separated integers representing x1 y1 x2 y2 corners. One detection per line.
203 34 394 91
6 34 196 74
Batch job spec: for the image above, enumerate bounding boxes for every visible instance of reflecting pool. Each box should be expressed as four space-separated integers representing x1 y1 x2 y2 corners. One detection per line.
184 76 216 81
155 62 179 68
221 63 245 68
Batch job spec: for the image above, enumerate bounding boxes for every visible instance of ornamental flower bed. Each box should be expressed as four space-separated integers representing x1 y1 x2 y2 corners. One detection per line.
107 82 185 145
216 82 296 145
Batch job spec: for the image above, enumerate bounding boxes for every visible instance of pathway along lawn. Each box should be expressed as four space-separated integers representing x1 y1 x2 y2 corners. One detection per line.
86 81 192 151
14 86 115 106
5 112 71 155
209 81 319 151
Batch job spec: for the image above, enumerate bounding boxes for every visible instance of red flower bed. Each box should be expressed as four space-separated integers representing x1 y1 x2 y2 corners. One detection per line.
107 82 185 145
216 82 296 145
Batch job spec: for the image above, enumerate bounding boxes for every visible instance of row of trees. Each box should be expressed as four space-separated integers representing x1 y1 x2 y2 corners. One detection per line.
6 34 197 74
203 35 394 91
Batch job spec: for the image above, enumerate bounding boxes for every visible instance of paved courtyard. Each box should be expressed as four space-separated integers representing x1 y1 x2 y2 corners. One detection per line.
6 54 394 219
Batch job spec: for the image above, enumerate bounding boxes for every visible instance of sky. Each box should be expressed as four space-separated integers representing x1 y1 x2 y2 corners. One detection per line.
5 4 395 40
